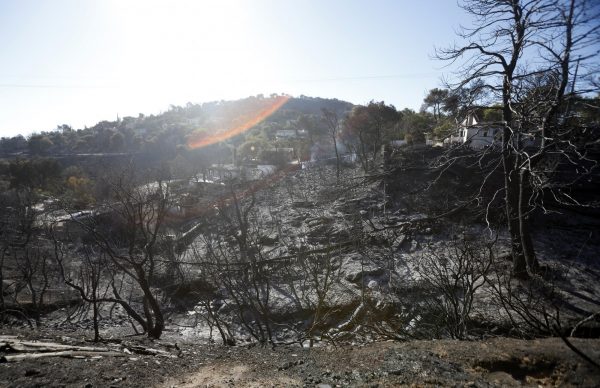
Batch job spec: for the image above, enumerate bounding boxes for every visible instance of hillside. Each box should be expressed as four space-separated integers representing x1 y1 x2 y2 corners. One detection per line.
0 95 354 159
0 93 599 387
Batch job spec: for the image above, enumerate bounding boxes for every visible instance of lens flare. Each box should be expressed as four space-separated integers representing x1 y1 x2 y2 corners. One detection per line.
187 95 290 149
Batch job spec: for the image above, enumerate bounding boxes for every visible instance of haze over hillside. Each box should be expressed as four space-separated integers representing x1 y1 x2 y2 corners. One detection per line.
0 1 468 137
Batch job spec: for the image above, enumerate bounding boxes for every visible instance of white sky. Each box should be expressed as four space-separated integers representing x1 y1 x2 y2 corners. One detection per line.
0 0 467 137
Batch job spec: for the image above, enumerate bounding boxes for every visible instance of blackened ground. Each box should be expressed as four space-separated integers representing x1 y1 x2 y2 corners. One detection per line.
1 328 599 387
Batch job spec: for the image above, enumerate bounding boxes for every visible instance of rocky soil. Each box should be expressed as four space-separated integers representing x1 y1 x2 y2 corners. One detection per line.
1 328 599 387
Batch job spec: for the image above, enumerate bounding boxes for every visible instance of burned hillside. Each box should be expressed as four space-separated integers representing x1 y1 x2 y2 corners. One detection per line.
2 146 600 386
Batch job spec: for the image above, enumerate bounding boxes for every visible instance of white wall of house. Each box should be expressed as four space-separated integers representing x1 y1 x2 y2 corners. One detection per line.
460 126 499 149
442 114 500 150
275 129 307 139
450 125 539 150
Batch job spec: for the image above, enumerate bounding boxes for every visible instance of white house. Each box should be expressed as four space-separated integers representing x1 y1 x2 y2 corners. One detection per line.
447 113 541 150
275 129 307 140
446 113 502 150
207 164 239 181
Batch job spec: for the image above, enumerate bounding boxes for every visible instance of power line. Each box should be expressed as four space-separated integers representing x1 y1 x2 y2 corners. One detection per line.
287 72 440 83
0 72 440 89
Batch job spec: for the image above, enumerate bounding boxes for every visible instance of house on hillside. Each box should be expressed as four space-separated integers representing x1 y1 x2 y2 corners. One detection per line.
185 117 204 127
445 113 502 150
205 163 280 182
207 164 239 181
446 112 541 150
275 129 307 140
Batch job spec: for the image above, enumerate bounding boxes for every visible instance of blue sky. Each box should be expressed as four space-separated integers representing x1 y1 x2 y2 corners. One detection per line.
0 0 467 137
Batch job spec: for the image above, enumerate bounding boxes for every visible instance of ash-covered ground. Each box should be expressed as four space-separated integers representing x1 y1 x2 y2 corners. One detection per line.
2 160 600 387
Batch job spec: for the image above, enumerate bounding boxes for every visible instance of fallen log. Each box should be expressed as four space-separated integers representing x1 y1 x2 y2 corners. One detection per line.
1 339 109 353
1 351 125 363
125 345 177 357
0 338 178 360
